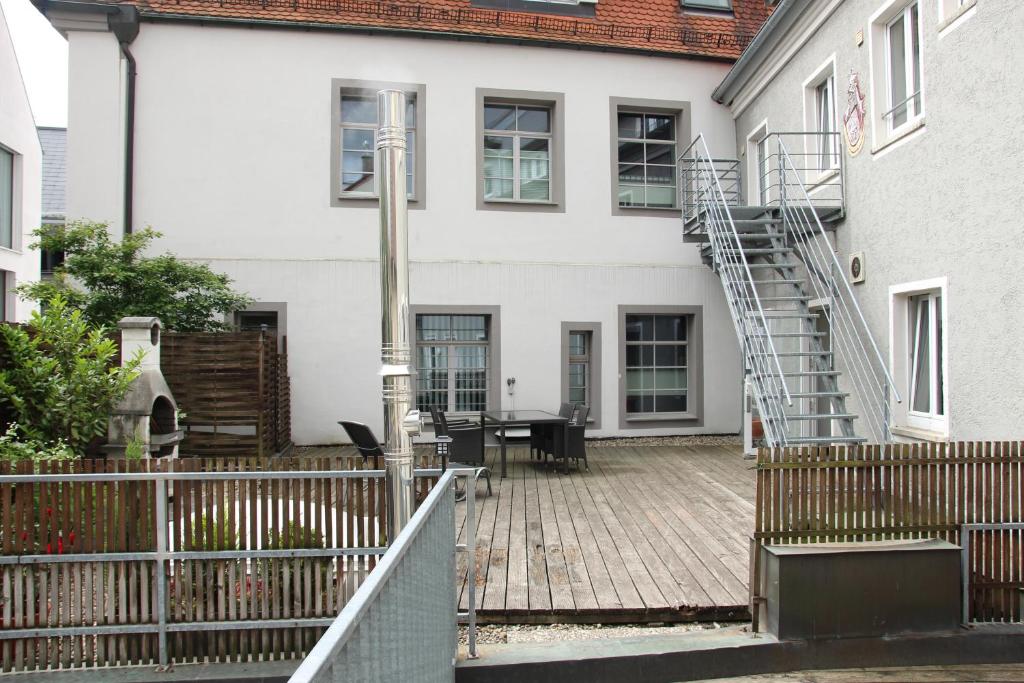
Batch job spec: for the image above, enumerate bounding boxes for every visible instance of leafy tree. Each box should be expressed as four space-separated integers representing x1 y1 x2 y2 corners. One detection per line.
19 222 252 332
0 295 142 455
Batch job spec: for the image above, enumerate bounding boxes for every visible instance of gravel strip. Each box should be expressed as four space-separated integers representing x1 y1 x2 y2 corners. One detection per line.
458 622 725 646
587 434 742 448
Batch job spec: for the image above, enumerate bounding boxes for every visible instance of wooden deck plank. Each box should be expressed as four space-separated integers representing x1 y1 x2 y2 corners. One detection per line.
532 465 575 612
523 455 553 612
503 449 530 613
482 449 514 612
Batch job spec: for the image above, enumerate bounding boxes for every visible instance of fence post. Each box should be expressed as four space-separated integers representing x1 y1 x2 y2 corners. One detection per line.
465 473 477 659
155 474 170 670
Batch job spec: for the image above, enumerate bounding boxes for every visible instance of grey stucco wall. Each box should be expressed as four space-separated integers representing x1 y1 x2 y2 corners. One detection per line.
729 0 1024 441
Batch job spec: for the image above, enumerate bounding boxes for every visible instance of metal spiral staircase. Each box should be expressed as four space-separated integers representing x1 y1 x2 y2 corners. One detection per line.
679 133 899 447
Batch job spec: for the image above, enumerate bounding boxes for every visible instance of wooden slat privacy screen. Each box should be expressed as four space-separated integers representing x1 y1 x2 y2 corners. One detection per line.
0 456 440 673
754 442 1024 624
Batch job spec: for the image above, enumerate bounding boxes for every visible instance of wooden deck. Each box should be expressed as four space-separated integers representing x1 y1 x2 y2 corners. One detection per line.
454 444 755 623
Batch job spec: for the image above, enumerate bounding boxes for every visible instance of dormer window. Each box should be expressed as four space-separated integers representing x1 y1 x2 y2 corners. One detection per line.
470 0 597 18
682 0 733 12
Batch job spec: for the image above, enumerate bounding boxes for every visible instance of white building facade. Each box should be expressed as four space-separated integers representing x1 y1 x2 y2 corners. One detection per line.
0 3 41 322
43 1 770 444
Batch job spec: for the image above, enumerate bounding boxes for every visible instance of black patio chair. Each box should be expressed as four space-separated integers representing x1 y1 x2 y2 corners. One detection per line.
531 402 573 461
432 408 492 497
338 421 383 469
545 404 590 471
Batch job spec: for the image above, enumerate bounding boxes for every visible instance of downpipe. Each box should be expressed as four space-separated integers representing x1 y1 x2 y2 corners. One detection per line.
377 90 421 542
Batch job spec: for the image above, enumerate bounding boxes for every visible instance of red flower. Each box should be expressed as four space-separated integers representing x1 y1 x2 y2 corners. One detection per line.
45 507 53 517
68 531 75 545
20 531 27 541
57 538 64 554
46 543 52 554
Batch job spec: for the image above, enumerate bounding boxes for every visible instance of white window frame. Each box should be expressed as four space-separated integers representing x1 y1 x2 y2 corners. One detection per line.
482 102 553 204
567 331 591 407
0 146 14 251
615 109 679 210
884 4 923 134
869 0 926 154
801 55 840 184
415 313 493 415
745 120 770 206
339 93 416 199
889 277 949 437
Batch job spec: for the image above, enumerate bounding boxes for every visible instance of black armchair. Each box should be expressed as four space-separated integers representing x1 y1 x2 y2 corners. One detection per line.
338 421 383 469
544 404 590 471
531 402 573 461
431 407 491 496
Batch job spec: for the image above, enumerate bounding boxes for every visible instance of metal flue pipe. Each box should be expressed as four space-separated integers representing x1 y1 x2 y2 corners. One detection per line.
377 89 420 542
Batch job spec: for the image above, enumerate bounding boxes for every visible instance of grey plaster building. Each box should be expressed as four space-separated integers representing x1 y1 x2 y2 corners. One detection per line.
698 0 1023 443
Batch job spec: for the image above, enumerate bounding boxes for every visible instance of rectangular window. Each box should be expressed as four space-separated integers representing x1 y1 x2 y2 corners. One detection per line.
908 292 944 419
682 0 732 10
340 94 416 197
616 111 677 209
483 103 552 202
814 76 839 172
237 310 279 332
756 135 770 205
884 2 923 131
624 314 688 415
567 331 591 405
0 148 13 250
416 314 491 413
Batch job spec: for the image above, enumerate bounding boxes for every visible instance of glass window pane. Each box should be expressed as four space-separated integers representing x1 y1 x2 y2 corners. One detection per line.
645 186 676 208
617 141 645 163
341 96 376 124
654 345 686 367
483 156 514 179
626 369 653 392
625 345 654 367
520 180 550 202
618 185 645 207
342 129 374 151
484 104 516 131
646 165 675 186
342 150 374 174
520 137 550 159
517 107 550 133
406 99 416 127
417 315 451 341
655 315 686 341
619 164 645 184
646 144 675 165
341 171 373 193
569 333 586 356
910 3 921 116
452 315 487 341
625 315 654 342
936 295 944 416
617 113 644 140
655 394 687 413
485 179 514 200
520 159 550 181
888 14 908 128
626 394 654 414
569 363 586 388
645 114 675 140
911 297 931 413
655 368 687 390
569 388 586 404
484 135 514 155
0 150 12 250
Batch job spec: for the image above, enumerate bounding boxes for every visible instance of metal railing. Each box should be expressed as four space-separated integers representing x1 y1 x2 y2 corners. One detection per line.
0 466 477 672
290 469 471 683
679 134 793 446
753 131 845 211
769 134 900 443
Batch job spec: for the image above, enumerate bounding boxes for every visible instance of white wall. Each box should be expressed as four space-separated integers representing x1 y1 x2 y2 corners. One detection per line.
63 21 743 443
0 2 40 320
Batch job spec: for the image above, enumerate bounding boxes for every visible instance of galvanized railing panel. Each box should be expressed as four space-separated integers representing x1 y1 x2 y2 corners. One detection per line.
290 470 459 683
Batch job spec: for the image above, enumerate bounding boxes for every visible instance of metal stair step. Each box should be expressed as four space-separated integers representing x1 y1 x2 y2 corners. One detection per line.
743 263 800 269
765 351 833 357
783 413 857 421
743 295 811 301
777 370 841 377
763 391 849 399
747 311 816 319
784 436 869 445
752 331 827 338
720 248 793 255
749 278 805 285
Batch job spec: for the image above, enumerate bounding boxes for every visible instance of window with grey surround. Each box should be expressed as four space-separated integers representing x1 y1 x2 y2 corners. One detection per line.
237 310 278 333
884 2 923 132
483 103 552 202
616 111 677 209
340 94 415 197
0 148 13 250
625 314 689 415
567 331 591 406
416 314 492 413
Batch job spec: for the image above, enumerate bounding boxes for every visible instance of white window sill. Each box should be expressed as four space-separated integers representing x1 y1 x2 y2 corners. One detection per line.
891 425 949 443
337 194 419 203
625 412 699 423
0 246 21 256
938 0 977 34
872 116 926 155
483 199 558 206
807 166 840 189
618 205 679 212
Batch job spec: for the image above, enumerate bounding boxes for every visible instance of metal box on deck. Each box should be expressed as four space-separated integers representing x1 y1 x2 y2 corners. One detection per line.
760 539 961 640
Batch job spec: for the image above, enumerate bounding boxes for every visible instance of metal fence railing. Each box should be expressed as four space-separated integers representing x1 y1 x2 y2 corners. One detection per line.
290 470 465 683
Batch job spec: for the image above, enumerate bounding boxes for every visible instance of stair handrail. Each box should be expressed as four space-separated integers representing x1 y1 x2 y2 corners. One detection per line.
681 134 794 425
771 134 901 441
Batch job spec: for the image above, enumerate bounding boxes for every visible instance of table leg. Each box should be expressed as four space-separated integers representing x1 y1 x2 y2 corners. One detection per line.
562 421 569 475
500 425 508 478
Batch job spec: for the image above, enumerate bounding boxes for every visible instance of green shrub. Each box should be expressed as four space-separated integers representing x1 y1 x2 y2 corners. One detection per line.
0 295 141 455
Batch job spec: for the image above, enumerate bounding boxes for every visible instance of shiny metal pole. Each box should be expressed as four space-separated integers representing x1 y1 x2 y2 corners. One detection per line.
377 89 420 542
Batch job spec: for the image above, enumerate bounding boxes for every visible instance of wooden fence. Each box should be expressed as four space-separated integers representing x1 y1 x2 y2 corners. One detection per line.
0 456 440 673
753 441 1024 625
162 332 292 457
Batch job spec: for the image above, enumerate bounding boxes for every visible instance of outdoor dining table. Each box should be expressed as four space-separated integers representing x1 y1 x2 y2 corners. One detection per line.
480 410 570 478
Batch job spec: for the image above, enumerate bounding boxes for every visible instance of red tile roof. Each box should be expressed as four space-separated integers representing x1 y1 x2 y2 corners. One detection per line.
125 0 772 60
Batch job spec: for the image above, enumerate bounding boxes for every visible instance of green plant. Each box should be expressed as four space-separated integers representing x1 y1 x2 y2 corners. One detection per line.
0 295 142 454
19 222 252 332
0 424 75 464
271 522 324 550
124 429 147 461
189 511 240 552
